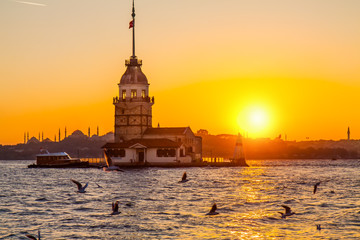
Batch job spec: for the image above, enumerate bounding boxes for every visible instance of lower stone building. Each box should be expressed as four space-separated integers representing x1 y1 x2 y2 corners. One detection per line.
102 127 202 164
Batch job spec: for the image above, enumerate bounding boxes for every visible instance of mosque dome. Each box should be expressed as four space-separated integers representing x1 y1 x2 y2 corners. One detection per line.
120 58 148 85
69 130 85 138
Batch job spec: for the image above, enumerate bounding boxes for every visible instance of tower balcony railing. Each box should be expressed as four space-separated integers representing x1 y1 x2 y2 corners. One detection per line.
125 58 142 66
113 96 154 104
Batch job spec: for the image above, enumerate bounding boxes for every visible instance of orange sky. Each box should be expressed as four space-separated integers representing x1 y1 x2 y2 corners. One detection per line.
1 0 360 145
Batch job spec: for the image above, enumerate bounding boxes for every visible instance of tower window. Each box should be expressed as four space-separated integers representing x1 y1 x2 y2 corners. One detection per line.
141 90 146 98
122 90 126 99
131 89 137 98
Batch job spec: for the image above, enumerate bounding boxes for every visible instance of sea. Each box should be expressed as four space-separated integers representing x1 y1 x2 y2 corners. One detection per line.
0 159 359 240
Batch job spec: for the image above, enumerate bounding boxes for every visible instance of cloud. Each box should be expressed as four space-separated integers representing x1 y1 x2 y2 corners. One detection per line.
12 0 47 7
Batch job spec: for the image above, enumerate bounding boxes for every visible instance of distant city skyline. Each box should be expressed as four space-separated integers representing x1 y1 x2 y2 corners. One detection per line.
22 125 102 144
1 0 360 144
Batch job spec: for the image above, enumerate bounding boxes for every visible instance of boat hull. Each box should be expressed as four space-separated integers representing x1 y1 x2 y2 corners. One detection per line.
28 162 90 168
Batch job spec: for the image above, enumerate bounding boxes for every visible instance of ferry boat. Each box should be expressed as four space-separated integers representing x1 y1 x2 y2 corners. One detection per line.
28 149 89 168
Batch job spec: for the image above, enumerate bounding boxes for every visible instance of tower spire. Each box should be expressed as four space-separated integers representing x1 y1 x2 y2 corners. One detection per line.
131 0 136 58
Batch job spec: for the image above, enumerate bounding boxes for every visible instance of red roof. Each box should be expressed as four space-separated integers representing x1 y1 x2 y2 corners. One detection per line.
102 138 182 149
143 127 190 136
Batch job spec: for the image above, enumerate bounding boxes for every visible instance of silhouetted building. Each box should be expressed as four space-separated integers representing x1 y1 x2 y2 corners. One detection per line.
197 129 209 135
104 1 201 163
27 137 40 144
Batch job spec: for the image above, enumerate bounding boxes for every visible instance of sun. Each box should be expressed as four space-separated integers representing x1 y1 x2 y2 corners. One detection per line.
249 108 267 128
237 105 271 137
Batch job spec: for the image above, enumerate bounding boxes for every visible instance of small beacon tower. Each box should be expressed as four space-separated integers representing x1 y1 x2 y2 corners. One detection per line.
113 0 154 142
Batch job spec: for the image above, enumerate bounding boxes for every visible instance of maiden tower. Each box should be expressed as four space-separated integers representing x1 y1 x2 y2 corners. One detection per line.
113 0 154 142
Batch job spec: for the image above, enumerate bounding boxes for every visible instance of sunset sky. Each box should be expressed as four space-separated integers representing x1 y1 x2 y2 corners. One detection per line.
1 0 360 145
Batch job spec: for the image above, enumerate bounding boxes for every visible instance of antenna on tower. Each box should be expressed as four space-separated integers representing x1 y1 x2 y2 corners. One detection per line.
131 0 136 58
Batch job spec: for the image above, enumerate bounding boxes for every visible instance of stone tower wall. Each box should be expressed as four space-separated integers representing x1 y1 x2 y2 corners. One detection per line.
114 101 153 142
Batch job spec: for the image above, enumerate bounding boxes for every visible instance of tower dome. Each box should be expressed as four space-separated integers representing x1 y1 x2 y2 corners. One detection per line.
120 57 148 85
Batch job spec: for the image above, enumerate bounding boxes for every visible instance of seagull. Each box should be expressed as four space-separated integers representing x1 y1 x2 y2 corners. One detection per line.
103 149 123 172
179 171 188 183
316 224 321 230
313 182 321 194
111 201 120 215
278 205 295 219
25 230 40 240
206 203 219 215
71 179 88 193
95 182 103 188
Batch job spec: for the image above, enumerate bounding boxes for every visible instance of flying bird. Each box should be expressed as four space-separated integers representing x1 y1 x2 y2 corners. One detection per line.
206 203 219 215
313 182 321 194
179 171 188 183
111 201 120 215
71 179 88 193
103 149 123 172
278 205 295 219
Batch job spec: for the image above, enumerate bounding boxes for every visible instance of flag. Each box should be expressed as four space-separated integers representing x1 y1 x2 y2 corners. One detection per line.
129 20 133 29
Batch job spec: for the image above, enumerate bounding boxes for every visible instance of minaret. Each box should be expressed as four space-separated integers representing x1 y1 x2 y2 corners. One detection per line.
58 128 61 142
113 0 154 142
97 126 99 136
347 126 350 140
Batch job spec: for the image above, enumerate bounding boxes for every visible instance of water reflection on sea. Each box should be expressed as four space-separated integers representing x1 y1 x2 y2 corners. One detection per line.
0 159 359 239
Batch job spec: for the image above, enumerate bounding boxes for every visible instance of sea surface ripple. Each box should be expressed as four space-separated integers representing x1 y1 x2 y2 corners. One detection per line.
0 159 359 239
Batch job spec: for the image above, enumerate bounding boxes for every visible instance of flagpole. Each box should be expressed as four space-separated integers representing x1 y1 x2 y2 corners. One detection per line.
132 0 135 58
